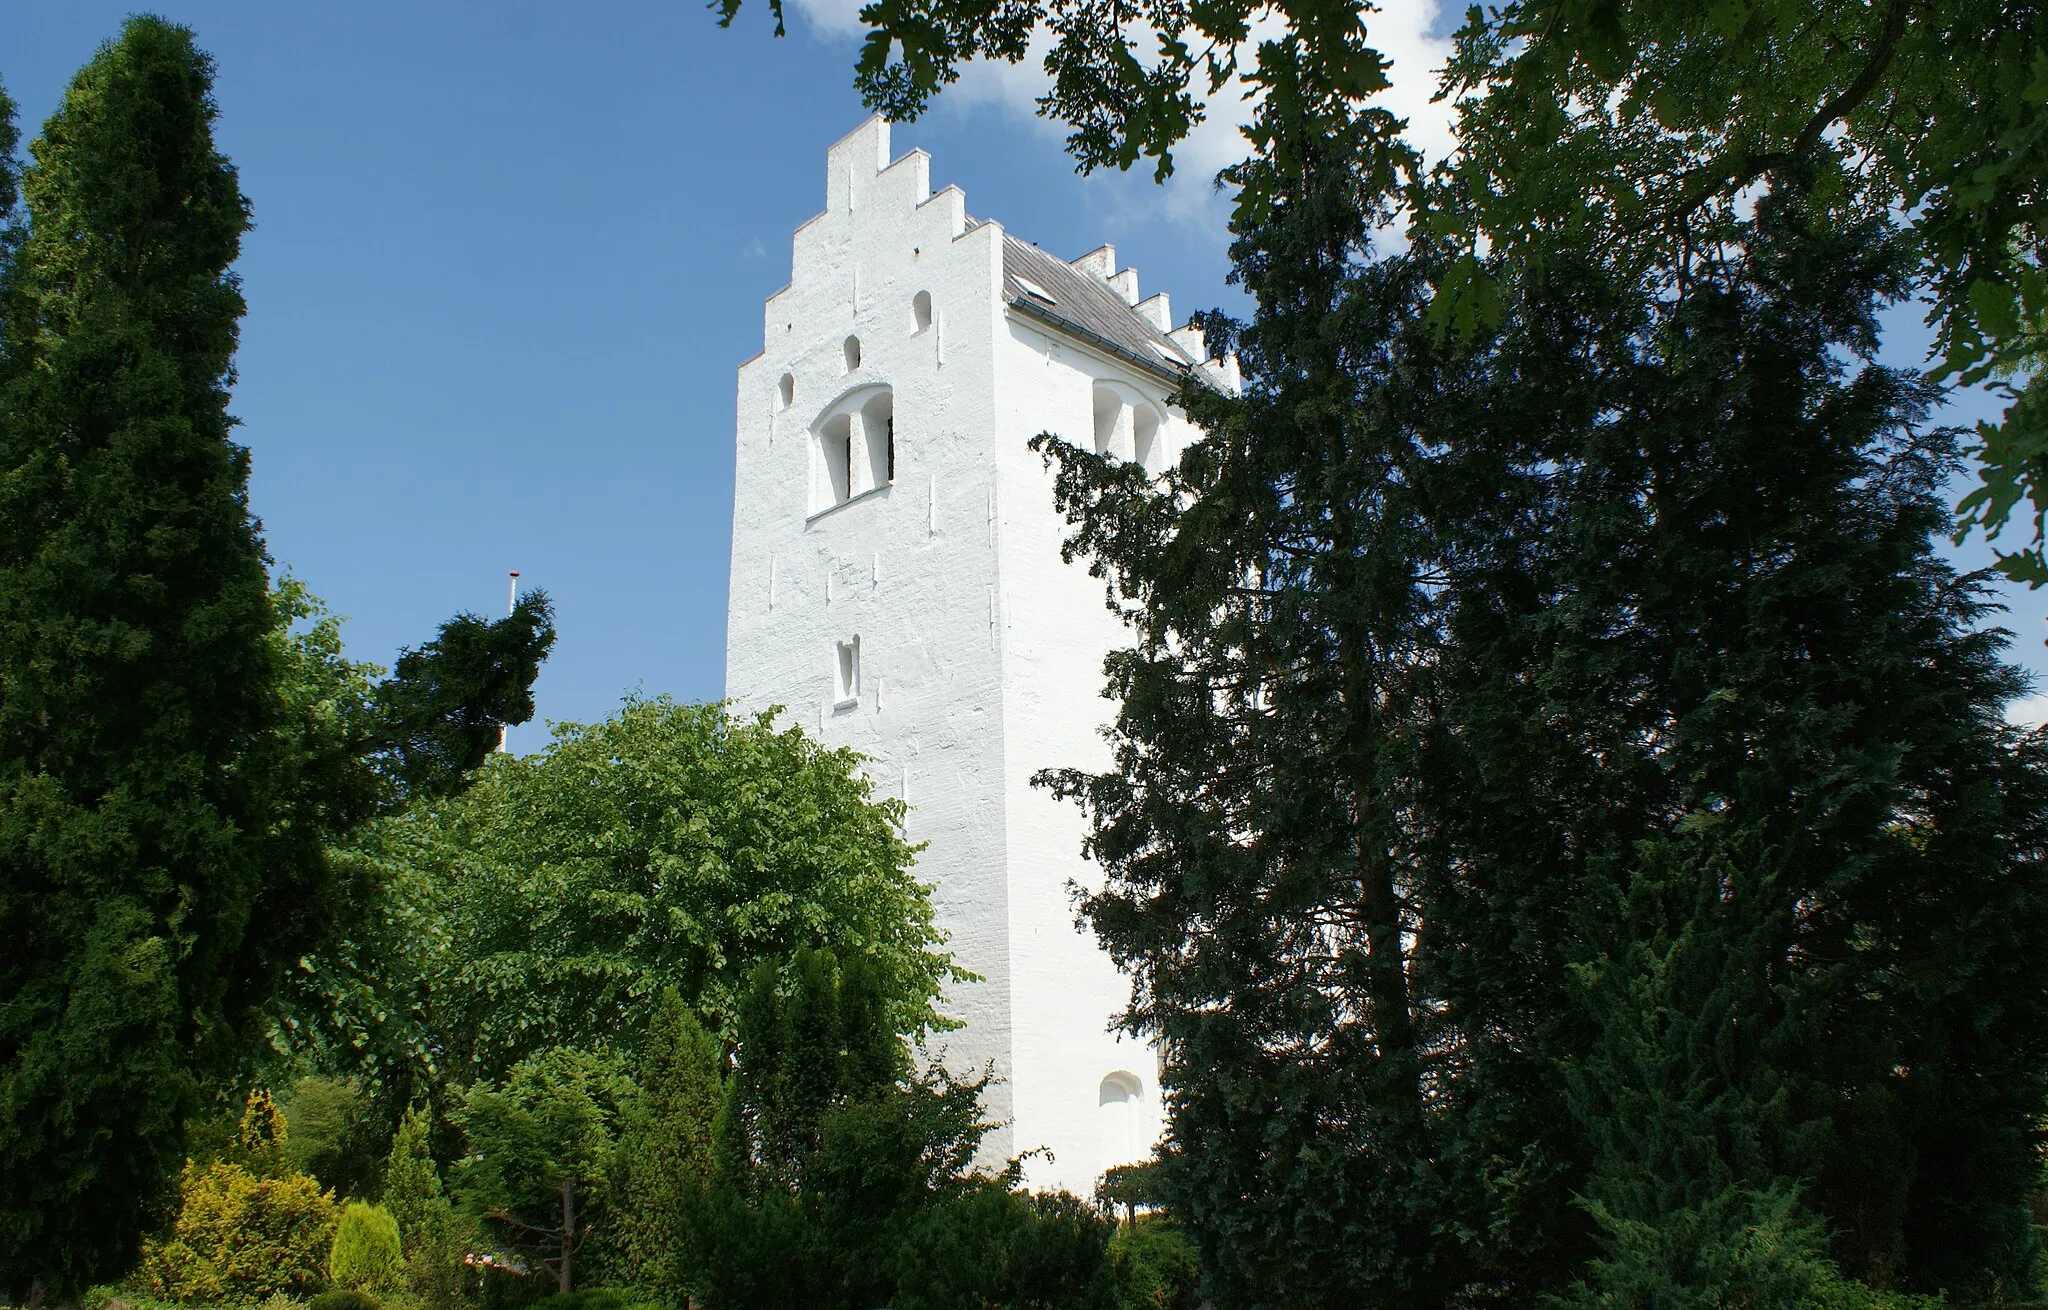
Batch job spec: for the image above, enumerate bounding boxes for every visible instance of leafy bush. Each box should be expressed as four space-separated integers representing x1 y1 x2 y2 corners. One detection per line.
309 1291 381 1310
1108 1217 1198 1310
138 1160 339 1303
891 1186 1118 1310
532 1290 662 1310
329 1202 405 1293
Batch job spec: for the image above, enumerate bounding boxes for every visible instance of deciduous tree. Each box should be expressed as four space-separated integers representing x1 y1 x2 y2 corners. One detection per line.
457 1046 635 1295
389 698 956 1083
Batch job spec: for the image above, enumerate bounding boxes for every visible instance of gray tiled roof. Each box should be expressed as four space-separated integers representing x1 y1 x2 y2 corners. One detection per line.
1002 237 1193 384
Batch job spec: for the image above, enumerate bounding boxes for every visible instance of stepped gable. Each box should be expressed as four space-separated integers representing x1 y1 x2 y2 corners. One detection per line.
1002 236 1194 384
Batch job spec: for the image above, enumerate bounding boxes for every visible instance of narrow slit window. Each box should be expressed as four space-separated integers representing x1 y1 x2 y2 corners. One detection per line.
911 290 933 333
843 335 862 372
834 637 861 705
778 372 795 408
1098 1071 1144 1168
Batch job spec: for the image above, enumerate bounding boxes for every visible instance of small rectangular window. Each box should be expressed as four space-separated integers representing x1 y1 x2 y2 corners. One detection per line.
834 637 860 707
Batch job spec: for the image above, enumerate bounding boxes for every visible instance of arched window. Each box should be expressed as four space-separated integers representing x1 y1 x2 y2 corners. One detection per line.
843 335 862 372
1133 406 1161 472
911 290 933 333
860 389 895 490
778 373 795 409
818 413 854 506
809 384 895 515
1093 386 1130 460
1098 1071 1144 1170
1092 382 1163 470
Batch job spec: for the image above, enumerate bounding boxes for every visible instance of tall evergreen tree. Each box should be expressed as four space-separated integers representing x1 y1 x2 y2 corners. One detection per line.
0 23 560 1295
1037 116 2048 1305
0 20 313 1297
1526 207 2048 1302
370 589 556 801
612 988 723 1295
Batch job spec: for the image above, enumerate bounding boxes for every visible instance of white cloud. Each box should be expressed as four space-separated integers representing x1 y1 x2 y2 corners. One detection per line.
2009 694 2048 731
789 0 866 36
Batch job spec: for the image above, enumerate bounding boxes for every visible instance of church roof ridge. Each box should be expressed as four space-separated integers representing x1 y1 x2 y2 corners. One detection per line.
1000 235 1194 386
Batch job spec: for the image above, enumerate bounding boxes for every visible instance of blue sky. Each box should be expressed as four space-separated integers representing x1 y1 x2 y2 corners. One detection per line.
3 3 2040 746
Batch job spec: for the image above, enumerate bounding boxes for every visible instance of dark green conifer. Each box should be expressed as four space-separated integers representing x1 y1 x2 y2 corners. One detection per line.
0 19 317 1297
613 988 723 1294
1038 113 2048 1306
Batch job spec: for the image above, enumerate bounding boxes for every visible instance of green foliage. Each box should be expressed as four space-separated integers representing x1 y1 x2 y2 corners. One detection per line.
1095 1160 1165 1217
0 21 558 1296
382 1103 445 1251
0 17 326 1296
382 1107 477 1310
386 697 957 1082
284 1077 390 1201
1433 0 2048 585
269 585 559 1094
308 1291 381 1310
690 948 1115 1309
610 990 722 1295
457 1047 636 1295
1108 1217 1199 1310
1030 93 2048 1305
138 1159 339 1304
531 1290 662 1310
329 1203 405 1295
890 1187 1118 1310
238 1090 295 1181
137 1092 340 1303
370 592 557 802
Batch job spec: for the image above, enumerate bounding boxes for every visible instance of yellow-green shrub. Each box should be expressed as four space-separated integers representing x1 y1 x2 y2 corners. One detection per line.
329 1202 405 1294
140 1160 339 1303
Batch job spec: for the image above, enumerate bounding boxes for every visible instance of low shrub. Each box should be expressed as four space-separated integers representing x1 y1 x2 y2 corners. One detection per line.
1109 1217 1199 1310
533 1290 662 1310
310 1290 382 1310
330 1202 406 1293
138 1160 338 1303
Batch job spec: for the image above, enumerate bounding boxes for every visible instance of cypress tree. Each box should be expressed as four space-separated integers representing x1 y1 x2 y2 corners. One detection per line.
613 988 723 1294
0 19 322 1296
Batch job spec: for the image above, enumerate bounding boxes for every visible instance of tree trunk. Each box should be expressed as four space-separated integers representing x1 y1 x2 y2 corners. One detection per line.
1338 620 1422 1118
559 1174 575 1294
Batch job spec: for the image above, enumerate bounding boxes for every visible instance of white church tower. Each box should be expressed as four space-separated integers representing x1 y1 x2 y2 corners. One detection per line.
724 118 1234 1195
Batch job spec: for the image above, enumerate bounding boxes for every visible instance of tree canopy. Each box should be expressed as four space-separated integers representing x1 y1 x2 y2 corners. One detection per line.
364 697 959 1086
